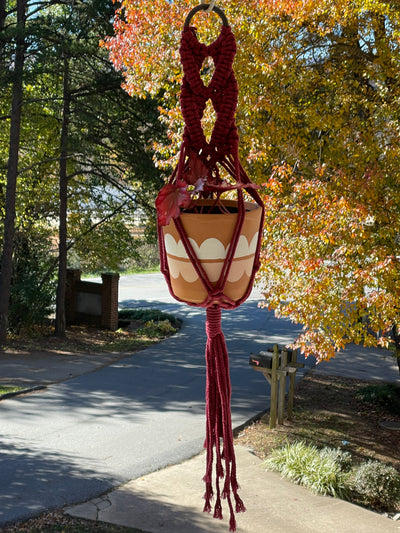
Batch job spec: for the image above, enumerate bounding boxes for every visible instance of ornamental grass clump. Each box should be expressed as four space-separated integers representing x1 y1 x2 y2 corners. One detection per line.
353 460 400 510
264 441 351 499
319 447 353 473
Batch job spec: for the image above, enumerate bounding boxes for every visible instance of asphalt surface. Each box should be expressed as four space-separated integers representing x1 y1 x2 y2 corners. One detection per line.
0 273 314 527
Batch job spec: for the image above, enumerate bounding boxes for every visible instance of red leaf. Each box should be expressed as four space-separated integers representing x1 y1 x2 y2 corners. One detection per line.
184 151 208 186
156 182 191 226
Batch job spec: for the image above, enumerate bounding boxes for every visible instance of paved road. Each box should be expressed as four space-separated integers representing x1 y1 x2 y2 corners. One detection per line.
0 273 311 527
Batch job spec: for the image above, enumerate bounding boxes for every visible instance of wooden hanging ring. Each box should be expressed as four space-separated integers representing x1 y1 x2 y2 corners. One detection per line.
184 4 229 28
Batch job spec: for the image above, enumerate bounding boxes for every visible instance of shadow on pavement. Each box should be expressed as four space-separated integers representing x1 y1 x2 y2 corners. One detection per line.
0 437 116 527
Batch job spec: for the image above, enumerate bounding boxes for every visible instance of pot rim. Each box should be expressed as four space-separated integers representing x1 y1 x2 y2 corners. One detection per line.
180 198 260 216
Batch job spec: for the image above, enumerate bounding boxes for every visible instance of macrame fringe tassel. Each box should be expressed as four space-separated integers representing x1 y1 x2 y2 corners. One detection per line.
203 305 246 531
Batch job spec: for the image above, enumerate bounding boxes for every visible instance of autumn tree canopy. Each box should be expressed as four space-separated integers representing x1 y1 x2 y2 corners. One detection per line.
104 0 400 361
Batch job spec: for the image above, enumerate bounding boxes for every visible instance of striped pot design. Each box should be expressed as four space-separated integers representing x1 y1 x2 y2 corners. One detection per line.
162 200 263 304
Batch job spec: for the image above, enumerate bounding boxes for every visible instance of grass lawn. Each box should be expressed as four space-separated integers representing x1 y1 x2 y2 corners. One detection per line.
0 385 25 396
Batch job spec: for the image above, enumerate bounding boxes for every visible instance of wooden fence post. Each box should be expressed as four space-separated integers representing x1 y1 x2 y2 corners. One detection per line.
269 344 279 429
277 347 288 425
287 349 297 420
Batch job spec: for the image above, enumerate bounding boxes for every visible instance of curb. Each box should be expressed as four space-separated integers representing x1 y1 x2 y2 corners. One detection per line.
0 385 47 401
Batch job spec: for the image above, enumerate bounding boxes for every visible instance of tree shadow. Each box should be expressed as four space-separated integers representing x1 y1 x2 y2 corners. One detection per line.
0 437 116 527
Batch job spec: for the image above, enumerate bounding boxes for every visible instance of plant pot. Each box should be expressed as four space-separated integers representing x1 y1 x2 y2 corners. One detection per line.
161 199 263 305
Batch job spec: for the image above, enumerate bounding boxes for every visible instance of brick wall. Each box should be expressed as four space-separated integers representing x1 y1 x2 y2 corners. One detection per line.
66 269 120 330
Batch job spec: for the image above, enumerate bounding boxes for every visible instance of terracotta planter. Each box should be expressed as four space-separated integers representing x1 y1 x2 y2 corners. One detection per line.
161 199 263 304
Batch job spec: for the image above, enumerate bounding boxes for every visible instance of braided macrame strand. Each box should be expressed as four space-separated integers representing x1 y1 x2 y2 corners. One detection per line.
204 306 246 531
180 26 239 161
158 23 264 532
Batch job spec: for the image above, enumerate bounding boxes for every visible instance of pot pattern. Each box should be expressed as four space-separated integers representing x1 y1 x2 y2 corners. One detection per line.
164 233 259 284
161 201 263 304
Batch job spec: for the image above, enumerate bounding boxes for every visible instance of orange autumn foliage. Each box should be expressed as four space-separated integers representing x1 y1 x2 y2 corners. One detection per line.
104 0 400 361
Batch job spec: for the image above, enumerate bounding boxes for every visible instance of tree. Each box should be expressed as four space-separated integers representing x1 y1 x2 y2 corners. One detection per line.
104 0 400 363
54 53 70 336
0 0 166 337
39 0 165 335
0 0 27 342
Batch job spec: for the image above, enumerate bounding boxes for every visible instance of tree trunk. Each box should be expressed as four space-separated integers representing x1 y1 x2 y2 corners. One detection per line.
0 0 6 63
392 324 400 375
0 0 27 343
54 55 70 337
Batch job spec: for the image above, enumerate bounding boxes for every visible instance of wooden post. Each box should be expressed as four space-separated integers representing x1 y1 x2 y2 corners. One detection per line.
269 344 279 429
277 347 287 425
287 348 297 420
250 345 304 427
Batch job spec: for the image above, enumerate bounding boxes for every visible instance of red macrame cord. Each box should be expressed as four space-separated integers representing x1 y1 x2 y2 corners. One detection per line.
157 21 264 533
159 26 263 310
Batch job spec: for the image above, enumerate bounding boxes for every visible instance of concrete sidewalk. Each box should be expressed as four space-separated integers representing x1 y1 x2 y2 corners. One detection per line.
66 445 400 533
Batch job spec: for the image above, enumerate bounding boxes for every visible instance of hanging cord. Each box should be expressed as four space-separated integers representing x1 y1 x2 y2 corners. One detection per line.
203 305 246 531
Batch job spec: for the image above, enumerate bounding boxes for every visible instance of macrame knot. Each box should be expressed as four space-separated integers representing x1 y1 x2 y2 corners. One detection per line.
206 305 222 337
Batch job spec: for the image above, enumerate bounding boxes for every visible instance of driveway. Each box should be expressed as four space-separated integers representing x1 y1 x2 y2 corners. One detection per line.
0 273 309 526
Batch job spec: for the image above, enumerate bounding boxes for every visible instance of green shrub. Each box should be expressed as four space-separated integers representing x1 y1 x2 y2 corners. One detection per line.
353 461 400 509
137 319 177 338
355 383 400 416
119 308 181 329
8 231 55 333
264 441 350 498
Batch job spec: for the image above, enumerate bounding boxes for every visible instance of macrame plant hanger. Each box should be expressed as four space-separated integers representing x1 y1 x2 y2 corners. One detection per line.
156 3 264 531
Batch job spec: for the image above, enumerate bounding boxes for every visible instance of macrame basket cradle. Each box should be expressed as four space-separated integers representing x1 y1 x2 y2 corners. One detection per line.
156 4 265 532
